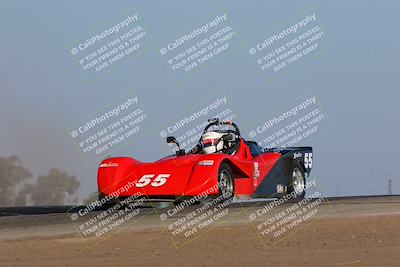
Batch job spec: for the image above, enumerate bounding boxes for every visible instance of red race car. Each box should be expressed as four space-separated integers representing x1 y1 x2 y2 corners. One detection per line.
97 118 313 203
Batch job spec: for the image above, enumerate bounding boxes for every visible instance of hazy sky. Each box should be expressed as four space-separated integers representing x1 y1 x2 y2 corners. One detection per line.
1 0 399 200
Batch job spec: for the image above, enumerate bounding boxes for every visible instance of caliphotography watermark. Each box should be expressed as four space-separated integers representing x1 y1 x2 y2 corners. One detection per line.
67 177 153 248
68 91 151 165
157 180 234 249
68 7 150 82
158 9 241 82
247 8 330 81
245 179 332 248
158 93 237 165
246 92 333 154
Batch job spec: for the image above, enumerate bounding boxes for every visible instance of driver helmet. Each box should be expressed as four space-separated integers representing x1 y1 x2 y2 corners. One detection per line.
201 131 225 154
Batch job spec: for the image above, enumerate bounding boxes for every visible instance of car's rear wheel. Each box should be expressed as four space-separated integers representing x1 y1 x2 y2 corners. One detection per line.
218 163 235 200
287 161 306 200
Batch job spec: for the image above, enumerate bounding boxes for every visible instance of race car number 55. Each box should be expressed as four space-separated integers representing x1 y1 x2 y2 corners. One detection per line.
304 153 313 168
135 174 171 188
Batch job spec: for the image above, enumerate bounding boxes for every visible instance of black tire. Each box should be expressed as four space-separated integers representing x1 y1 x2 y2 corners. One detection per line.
218 162 235 200
287 161 306 201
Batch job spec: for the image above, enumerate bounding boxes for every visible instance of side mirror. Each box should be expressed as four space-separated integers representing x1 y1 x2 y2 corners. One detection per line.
167 136 177 144
166 136 185 155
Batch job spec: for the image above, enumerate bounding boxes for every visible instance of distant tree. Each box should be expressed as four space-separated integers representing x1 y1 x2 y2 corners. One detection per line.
15 183 34 206
1 156 81 206
0 156 32 206
28 168 81 205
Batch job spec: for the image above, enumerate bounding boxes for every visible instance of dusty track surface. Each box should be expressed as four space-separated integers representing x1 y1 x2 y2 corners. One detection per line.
0 196 399 266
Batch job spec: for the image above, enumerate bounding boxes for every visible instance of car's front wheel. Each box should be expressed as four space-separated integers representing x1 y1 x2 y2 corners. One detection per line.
218 163 235 200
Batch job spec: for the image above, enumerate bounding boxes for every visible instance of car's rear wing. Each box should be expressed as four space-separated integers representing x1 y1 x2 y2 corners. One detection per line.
264 146 313 174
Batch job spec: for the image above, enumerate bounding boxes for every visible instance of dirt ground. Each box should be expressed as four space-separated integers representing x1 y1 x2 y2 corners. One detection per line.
0 214 399 267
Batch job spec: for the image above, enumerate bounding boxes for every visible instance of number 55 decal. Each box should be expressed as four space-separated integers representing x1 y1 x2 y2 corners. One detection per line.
136 174 171 188
304 153 313 168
